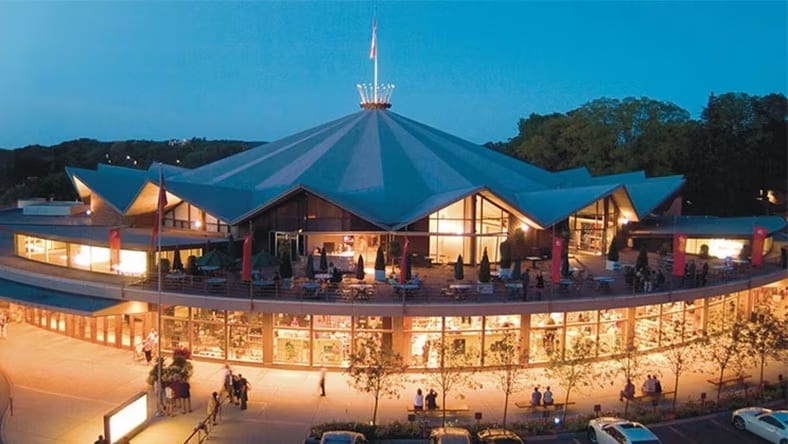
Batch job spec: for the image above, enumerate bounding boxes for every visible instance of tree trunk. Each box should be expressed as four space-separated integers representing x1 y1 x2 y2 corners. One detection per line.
672 372 680 412
562 388 572 424
759 354 765 387
441 392 447 427
372 394 379 426
502 392 509 430
716 369 724 405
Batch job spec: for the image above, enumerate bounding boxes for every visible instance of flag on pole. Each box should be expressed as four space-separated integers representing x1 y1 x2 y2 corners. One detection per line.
109 228 121 272
751 226 766 267
672 233 687 277
149 170 168 251
398 237 409 285
242 233 252 281
551 236 563 284
369 17 377 59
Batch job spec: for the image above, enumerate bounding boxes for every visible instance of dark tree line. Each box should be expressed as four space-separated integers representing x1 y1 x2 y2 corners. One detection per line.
487 93 787 216
0 138 261 205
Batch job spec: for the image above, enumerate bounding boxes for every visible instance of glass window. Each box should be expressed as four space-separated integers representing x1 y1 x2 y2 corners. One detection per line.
354 316 391 330
273 329 310 365
313 331 351 367
275 313 310 328
191 321 226 359
229 325 263 363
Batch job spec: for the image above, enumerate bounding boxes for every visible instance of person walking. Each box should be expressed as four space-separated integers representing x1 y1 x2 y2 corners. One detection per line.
237 374 250 410
222 365 235 404
319 367 327 397
142 338 153 364
178 377 191 413
207 391 221 425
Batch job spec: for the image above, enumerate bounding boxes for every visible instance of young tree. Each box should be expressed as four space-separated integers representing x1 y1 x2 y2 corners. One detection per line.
741 310 788 387
486 330 528 429
660 319 707 411
345 334 408 426
544 335 602 424
703 321 751 405
600 342 652 416
423 337 482 427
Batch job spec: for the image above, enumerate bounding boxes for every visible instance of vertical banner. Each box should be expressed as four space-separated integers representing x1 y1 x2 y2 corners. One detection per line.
751 226 766 267
109 228 121 272
398 237 410 285
672 233 687 277
551 236 563 284
241 234 252 281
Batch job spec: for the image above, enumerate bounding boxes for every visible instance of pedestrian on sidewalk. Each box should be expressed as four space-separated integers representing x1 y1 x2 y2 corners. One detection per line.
237 374 250 410
222 364 235 404
542 386 554 406
319 367 327 397
177 377 191 413
207 391 221 425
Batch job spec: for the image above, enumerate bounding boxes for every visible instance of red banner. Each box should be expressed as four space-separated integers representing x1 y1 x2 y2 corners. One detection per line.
672 233 687 277
398 237 410 285
241 234 252 281
751 226 766 267
109 228 121 272
551 236 562 284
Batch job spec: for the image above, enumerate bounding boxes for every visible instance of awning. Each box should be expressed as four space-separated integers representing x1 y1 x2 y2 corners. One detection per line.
0 279 144 316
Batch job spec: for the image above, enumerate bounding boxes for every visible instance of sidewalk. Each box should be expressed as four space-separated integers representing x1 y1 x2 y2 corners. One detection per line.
0 322 784 444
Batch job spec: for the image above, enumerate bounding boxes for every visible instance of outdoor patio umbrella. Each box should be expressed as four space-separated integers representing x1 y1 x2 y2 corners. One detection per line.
305 253 315 279
454 255 464 280
478 248 491 283
319 248 328 272
195 249 235 268
355 255 365 280
171 245 184 272
404 254 412 281
251 250 280 268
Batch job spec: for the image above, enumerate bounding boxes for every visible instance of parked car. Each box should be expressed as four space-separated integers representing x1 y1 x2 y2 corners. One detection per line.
732 407 788 444
429 426 472 444
587 417 661 444
319 430 368 444
477 427 525 444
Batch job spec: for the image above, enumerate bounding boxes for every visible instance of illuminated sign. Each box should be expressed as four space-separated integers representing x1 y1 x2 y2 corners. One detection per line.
103 392 148 444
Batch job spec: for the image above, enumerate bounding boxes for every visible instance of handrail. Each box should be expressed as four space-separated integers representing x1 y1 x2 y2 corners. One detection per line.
182 397 225 444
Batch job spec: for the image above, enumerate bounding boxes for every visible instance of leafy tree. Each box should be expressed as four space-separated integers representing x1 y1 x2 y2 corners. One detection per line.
600 343 653 416
422 337 481 427
740 310 788 387
544 335 602 424
702 322 751 405
346 334 408 426
486 330 527 429
660 318 707 411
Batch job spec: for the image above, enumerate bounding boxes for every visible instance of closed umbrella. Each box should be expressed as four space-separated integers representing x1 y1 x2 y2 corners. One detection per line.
279 253 293 279
171 245 184 272
196 249 235 268
305 253 315 279
454 255 464 280
319 248 328 272
478 248 491 283
355 255 365 280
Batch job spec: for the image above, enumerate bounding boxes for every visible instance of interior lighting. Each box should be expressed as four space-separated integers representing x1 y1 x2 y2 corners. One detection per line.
618 217 628 225
193 220 202 229
520 223 530 232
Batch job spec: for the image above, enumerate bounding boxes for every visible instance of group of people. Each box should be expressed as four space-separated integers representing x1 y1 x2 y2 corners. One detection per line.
619 374 662 401
413 388 439 411
222 364 251 410
682 260 710 288
160 375 192 416
530 386 554 407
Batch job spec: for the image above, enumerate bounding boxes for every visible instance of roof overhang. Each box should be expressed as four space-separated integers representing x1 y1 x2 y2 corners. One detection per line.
0 279 146 316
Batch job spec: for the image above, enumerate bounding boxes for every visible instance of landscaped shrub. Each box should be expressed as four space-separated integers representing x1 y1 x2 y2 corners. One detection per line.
674 400 711 419
373 420 427 439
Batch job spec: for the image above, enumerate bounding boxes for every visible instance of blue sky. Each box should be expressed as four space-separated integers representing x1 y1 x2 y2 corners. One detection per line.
0 1 785 149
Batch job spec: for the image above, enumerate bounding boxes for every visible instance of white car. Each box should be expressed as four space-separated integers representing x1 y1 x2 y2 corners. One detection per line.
587 417 662 444
732 407 788 444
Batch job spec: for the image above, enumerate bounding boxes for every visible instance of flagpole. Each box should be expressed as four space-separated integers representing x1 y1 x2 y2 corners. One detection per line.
155 162 164 417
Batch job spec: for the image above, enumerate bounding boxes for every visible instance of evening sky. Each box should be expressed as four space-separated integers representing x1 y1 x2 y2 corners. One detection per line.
0 1 785 149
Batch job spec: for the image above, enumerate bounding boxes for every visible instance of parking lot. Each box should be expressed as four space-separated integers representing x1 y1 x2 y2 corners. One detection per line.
533 411 775 444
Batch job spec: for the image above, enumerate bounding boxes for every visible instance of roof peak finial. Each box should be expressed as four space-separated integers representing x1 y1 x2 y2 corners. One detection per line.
357 12 394 109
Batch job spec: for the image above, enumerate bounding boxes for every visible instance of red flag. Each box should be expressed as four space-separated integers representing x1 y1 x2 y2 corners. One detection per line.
398 237 409 285
149 172 168 251
109 228 121 271
241 234 252 281
369 17 377 59
551 236 563 284
672 233 687 277
751 226 766 267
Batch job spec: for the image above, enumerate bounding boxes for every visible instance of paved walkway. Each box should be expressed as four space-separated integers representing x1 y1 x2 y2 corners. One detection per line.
0 323 785 444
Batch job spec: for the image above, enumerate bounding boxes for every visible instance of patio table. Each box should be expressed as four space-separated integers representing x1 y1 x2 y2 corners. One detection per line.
347 283 374 300
449 284 472 300
525 256 543 269
593 276 615 291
